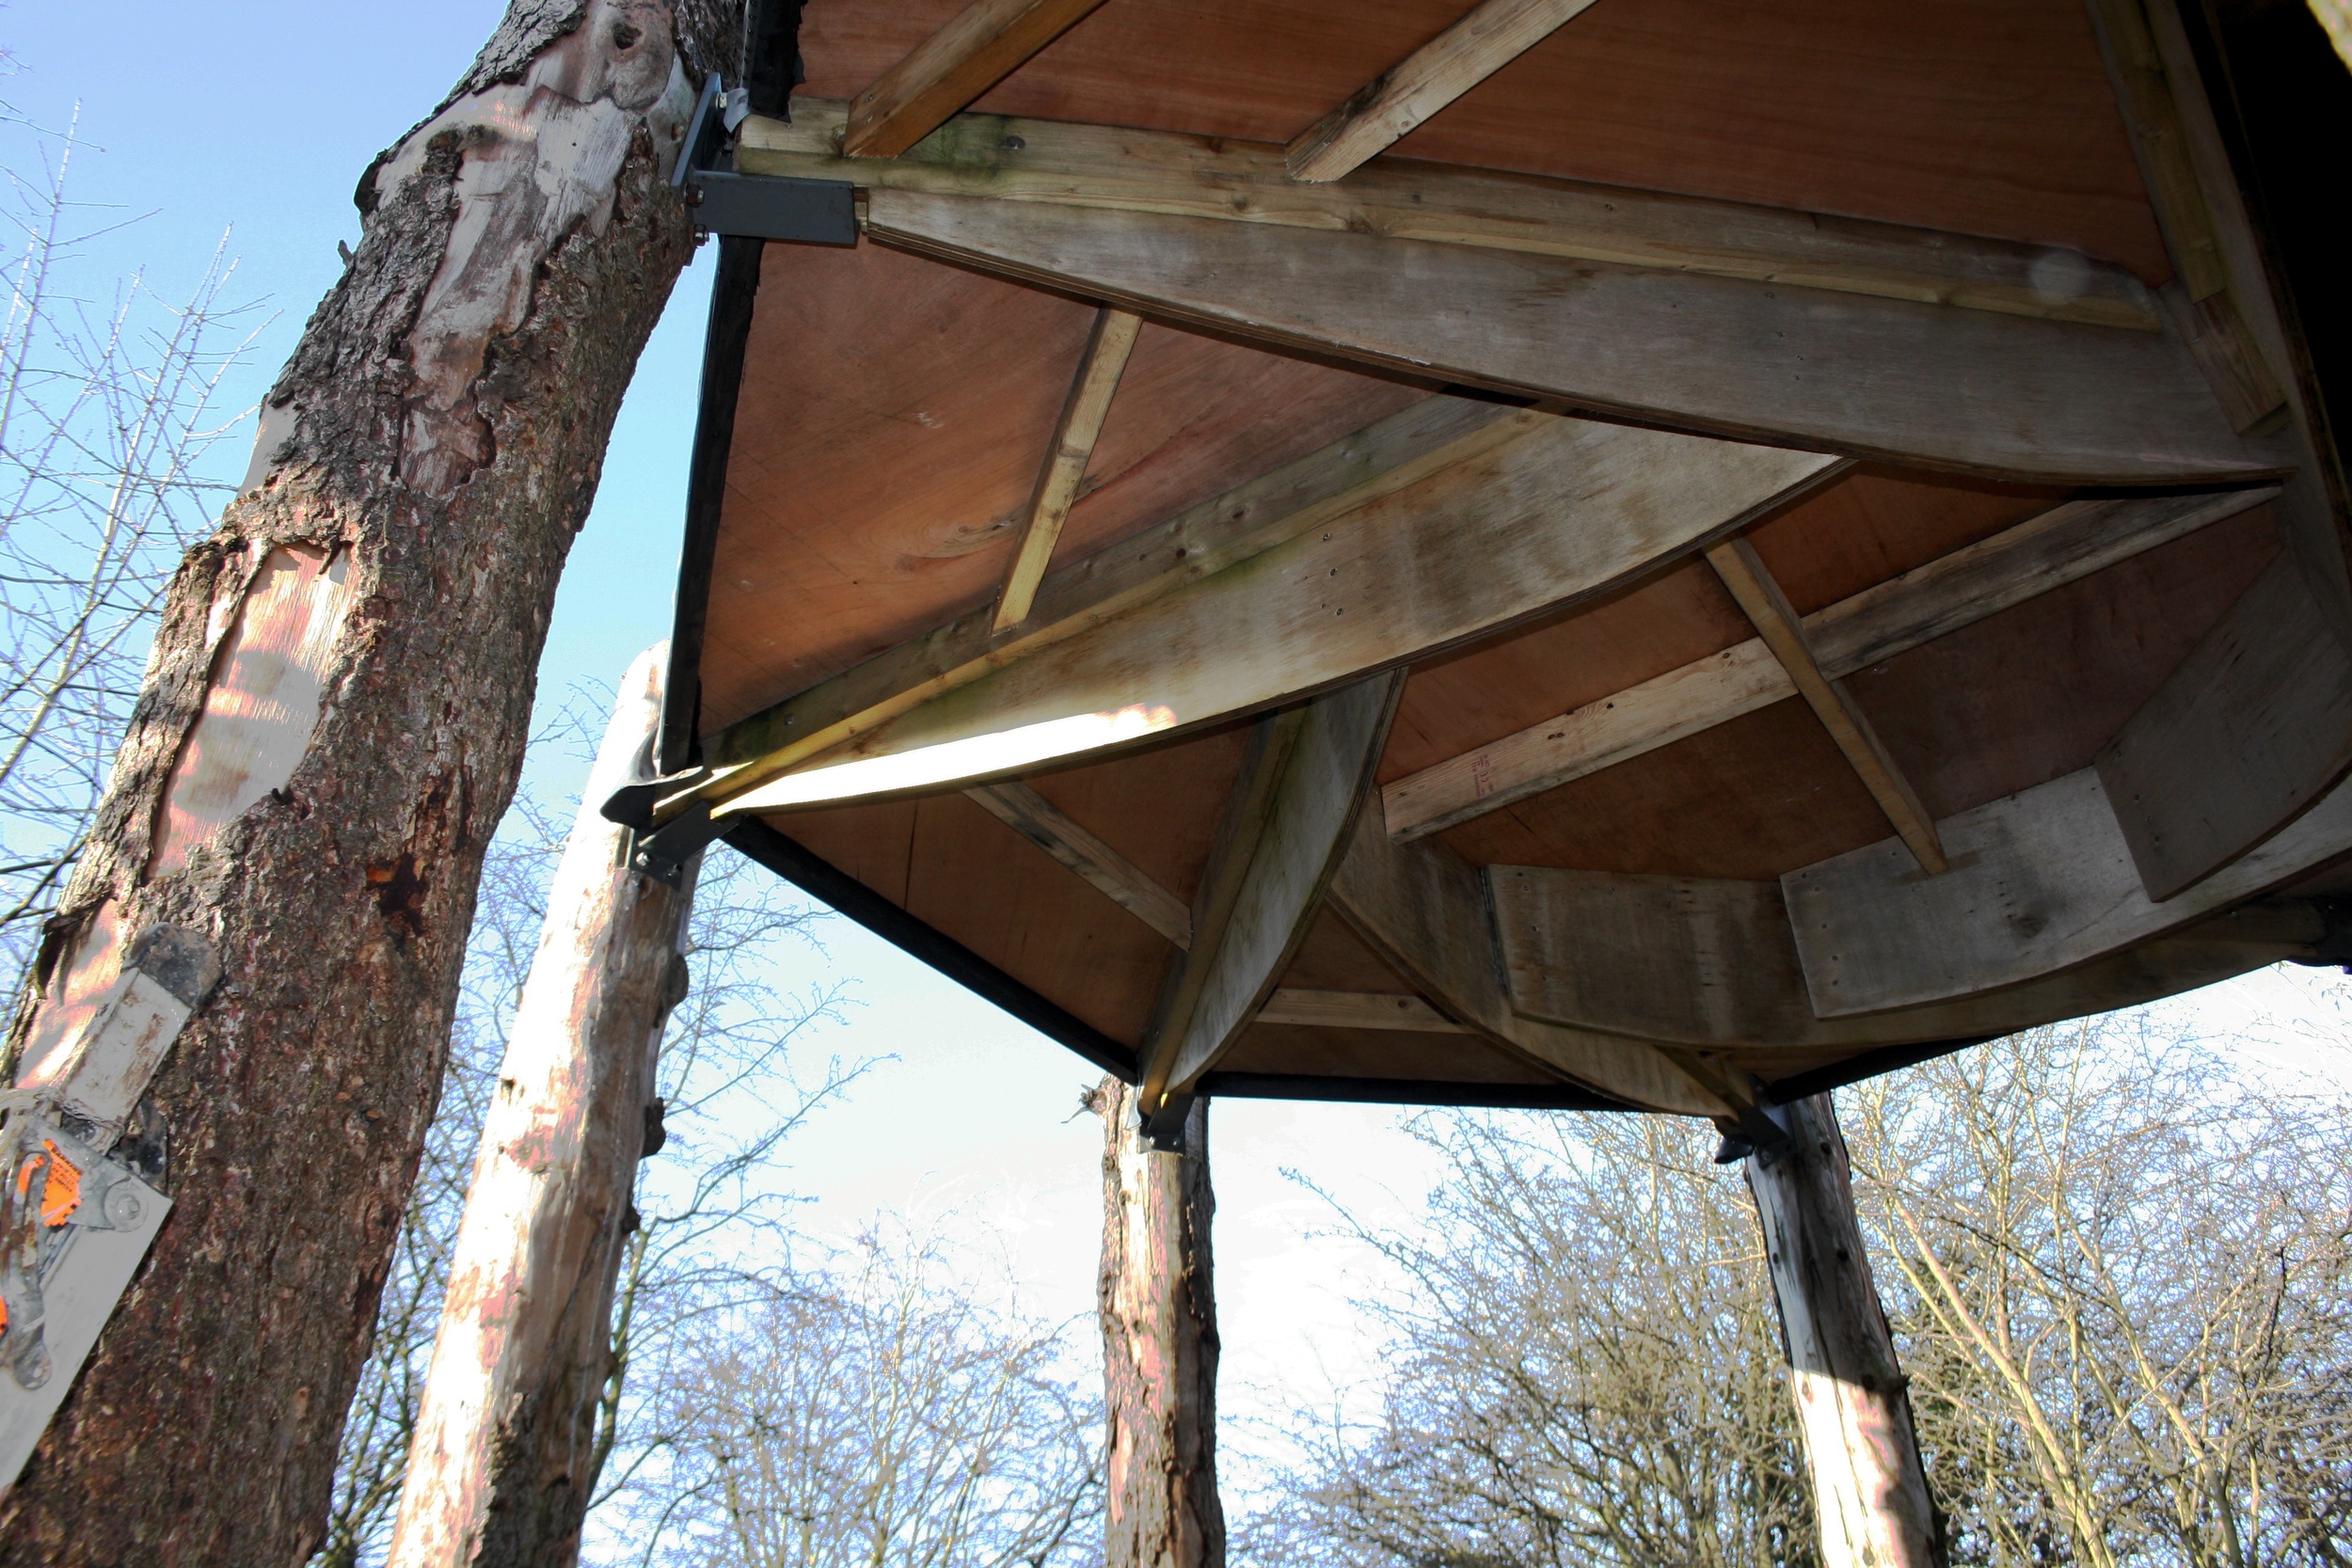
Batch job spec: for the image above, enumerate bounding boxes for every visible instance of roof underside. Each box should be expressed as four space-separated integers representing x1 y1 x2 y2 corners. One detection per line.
666 0 2352 1113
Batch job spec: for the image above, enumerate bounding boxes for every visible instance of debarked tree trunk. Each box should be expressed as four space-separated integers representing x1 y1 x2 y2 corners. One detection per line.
1745 1092 1947 1568
0 2 739 1560
1093 1077 1223 1568
387 646 693 1568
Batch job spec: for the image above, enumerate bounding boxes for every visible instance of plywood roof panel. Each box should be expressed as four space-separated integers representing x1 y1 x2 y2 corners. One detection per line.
801 0 2168 273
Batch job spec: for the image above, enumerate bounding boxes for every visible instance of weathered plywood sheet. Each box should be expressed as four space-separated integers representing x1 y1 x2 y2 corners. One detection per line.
802 0 2168 276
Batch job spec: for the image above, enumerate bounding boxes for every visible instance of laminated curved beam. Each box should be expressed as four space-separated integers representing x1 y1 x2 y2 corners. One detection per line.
1491 863 2322 1049
695 396 1533 806
1786 764 2352 1017
2097 553 2352 901
709 416 1843 817
864 188 2269 485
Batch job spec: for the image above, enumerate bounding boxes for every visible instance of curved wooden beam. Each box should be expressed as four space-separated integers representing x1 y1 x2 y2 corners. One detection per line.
1786 764 2352 1016
1490 863 2322 1049
707 417 1842 817
865 189 2268 485
1141 675 1403 1111
1326 805 1738 1117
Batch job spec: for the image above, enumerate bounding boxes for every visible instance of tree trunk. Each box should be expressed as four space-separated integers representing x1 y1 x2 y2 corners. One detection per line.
1744 1093 1946 1568
0 3 738 1560
1093 1078 1223 1568
386 646 692 1567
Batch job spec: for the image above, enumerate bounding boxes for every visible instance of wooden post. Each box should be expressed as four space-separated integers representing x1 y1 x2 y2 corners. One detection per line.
386 646 695 1568
1744 1093 1946 1568
1092 1077 1224 1568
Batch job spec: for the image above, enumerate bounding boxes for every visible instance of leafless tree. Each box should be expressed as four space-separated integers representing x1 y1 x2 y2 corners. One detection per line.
1841 1020 2352 1568
0 110 262 982
313 708 855 1568
1254 1112 1819 1568
1261 1020 2352 1568
644 1218 1104 1568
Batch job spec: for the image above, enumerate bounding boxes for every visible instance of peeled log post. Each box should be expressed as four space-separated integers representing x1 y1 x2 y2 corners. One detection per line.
1093 1078 1224 1568
0 2 737 1560
1744 1093 1946 1568
387 646 693 1568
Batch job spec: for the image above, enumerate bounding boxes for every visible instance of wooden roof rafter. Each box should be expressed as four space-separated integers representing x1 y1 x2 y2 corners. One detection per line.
1285 0 1606 181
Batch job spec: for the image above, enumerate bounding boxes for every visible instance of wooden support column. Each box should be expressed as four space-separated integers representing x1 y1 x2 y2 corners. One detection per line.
386 646 696 1568
1092 1074 1223 1568
1744 1094 1945 1568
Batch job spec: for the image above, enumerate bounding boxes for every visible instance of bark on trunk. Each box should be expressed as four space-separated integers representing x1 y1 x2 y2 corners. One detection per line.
386 646 692 1568
1745 1093 1946 1568
1093 1077 1223 1568
0 3 738 1560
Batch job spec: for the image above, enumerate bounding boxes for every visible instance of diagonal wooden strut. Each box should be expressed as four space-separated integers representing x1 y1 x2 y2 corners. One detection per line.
844 0 1113 159
1704 534 1947 875
994 306 1142 631
965 779 1193 947
1286 0 1605 181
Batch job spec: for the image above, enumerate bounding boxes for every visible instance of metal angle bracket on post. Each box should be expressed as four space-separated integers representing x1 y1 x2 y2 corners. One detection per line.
603 741 725 889
0 922 216 1486
673 71 857 247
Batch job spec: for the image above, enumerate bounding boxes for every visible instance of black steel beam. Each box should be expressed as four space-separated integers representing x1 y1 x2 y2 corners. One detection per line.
660 234 765 774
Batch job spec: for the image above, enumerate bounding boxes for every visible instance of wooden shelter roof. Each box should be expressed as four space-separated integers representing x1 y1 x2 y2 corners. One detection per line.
645 0 2352 1124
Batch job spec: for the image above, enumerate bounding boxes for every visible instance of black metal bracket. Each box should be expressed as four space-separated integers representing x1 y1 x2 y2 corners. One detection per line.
1141 1094 1196 1153
2286 895 2352 972
671 70 857 246
688 172 858 245
631 800 726 888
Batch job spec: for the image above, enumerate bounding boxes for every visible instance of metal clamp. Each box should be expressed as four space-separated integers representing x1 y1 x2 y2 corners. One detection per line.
671 71 858 246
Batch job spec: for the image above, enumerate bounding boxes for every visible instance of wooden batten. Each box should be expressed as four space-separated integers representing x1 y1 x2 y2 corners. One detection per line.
842 0 1112 158
1256 989 1472 1034
1382 485 2278 842
1704 535 1947 874
1284 0 1603 181
862 189 2263 484
994 306 1143 631
740 104 2160 331
965 780 1193 946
